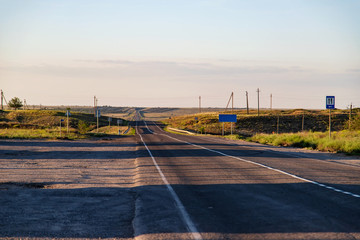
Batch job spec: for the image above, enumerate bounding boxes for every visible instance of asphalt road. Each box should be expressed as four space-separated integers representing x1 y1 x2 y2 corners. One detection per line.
1 117 359 240
133 118 360 240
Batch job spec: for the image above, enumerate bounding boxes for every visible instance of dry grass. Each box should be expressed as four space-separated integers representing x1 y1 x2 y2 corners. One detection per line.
0 110 127 139
89 125 132 135
250 130 360 155
0 128 86 139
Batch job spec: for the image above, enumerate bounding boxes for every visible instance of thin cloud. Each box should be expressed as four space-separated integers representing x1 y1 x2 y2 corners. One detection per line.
72 59 311 75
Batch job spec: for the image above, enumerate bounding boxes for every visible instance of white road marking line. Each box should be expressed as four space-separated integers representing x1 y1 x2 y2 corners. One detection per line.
137 122 202 240
152 122 360 199
143 121 155 134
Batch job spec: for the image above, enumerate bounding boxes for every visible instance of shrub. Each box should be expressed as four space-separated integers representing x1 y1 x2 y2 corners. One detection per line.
78 120 90 134
345 114 360 130
8 97 23 110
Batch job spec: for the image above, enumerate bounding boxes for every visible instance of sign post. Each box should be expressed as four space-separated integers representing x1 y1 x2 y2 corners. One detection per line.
326 96 335 138
65 110 71 134
96 109 101 133
60 119 64 137
219 114 237 136
117 119 122 135
108 117 112 127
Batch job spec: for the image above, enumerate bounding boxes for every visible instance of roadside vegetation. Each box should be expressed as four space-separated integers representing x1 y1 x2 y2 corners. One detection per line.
250 131 360 155
88 125 134 136
0 109 128 139
164 109 352 135
164 108 360 155
249 113 360 155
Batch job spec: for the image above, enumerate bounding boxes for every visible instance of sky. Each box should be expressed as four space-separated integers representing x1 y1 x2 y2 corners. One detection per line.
0 0 359 109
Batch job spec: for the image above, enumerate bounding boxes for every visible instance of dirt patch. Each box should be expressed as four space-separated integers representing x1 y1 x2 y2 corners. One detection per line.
0 138 137 239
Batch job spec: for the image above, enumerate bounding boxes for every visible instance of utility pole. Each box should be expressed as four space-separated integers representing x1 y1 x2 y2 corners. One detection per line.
232 92 234 111
302 110 305 132
0 90 7 110
199 96 201 113
257 88 260 116
225 92 234 112
94 96 97 117
1 90 3 110
349 103 353 129
225 92 235 135
270 94 272 110
246 91 249 114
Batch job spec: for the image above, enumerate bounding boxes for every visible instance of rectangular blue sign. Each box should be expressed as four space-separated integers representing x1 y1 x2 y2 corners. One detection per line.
326 96 335 109
219 114 237 122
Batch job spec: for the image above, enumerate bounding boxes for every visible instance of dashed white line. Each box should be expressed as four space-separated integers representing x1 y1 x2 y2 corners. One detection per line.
152 122 360 199
136 122 203 240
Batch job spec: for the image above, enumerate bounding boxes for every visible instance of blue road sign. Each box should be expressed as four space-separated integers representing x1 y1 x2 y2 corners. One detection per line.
96 110 101 117
326 96 335 109
219 114 237 123
60 119 64 122
65 110 71 116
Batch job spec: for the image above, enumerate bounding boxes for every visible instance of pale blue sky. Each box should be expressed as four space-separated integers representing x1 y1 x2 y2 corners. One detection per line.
1 0 359 109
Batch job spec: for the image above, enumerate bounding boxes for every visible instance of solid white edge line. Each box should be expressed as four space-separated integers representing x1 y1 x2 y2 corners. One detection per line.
152 122 360 199
137 121 203 240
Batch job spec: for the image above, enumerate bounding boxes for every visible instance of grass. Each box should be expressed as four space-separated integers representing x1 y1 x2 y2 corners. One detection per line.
165 123 360 155
0 128 86 140
89 125 134 135
127 127 136 135
0 110 128 139
250 130 360 155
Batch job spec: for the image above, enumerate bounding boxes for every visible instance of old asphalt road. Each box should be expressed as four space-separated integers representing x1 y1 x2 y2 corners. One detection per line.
1 117 359 240
133 119 360 240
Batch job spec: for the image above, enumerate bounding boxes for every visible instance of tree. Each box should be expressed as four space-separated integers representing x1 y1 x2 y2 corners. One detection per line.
8 97 23 110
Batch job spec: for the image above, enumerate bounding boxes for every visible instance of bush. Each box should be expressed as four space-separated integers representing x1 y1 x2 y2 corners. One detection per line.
345 114 360 130
78 120 90 134
8 97 23 110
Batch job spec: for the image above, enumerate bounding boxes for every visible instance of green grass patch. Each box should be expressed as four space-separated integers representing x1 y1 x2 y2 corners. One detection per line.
250 130 360 155
0 109 127 139
126 127 136 135
0 128 86 140
89 125 135 136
